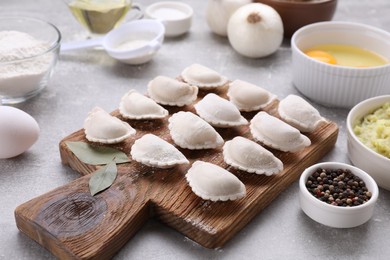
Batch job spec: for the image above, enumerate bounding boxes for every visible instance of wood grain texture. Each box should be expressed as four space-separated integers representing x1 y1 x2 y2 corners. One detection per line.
15 90 339 259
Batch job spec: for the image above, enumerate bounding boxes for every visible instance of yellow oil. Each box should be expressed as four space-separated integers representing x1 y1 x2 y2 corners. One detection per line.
304 44 388 67
68 0 130 34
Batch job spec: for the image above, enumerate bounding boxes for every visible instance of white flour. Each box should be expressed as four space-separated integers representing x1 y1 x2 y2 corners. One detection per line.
116 39 149 51
0 31 53 97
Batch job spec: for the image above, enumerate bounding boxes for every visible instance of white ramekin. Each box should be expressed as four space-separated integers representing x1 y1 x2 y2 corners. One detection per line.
145 1 193 37
291 21 390 108
299 162 378 228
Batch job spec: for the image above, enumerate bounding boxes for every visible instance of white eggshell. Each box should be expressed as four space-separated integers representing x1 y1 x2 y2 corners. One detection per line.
0 106 40 159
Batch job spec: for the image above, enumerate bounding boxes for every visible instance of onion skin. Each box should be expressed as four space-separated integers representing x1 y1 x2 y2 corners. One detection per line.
227 3 284 58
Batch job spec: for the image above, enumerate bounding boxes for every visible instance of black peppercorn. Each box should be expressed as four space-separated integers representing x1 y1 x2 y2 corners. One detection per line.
305 168 371 207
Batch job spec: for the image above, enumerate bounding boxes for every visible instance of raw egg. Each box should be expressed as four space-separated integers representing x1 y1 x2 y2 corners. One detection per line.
304 50 337 65
0 106 40 159
304 44 388 67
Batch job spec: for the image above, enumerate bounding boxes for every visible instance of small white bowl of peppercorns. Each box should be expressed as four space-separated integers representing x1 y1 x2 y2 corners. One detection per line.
299 162 379 228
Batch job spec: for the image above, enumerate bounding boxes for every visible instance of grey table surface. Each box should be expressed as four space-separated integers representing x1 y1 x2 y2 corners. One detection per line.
1 0 390 259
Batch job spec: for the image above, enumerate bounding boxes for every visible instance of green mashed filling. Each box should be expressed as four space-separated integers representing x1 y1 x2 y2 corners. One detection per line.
353 102 390 159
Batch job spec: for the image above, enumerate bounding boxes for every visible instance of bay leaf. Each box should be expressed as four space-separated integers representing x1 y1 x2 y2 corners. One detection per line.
65 141 130 165
89 160 118 196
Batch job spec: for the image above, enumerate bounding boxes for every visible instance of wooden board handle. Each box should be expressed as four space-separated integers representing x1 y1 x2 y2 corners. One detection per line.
15 170 150 259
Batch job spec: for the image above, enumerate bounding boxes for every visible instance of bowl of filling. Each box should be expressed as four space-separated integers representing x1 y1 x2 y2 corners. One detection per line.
255 0 337 38
0 16 61 104
299 162 379 228
291 21 390 108
347 95 390 191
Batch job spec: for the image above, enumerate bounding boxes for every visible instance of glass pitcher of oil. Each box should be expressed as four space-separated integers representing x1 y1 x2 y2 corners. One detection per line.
64 0 143 35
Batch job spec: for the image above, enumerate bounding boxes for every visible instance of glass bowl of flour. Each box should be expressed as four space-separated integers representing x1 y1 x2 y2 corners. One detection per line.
0 17 61 104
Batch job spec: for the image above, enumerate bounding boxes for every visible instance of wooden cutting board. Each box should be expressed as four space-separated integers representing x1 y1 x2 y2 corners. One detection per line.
15 89 338 259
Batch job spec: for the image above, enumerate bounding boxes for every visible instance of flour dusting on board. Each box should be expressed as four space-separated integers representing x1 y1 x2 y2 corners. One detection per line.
186 217 217 234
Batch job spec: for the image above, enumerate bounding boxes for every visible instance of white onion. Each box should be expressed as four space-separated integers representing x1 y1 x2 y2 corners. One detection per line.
206 0 252 37
227 3 284 58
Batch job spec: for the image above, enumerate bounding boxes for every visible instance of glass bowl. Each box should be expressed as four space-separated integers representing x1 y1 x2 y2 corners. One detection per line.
0 16 61 104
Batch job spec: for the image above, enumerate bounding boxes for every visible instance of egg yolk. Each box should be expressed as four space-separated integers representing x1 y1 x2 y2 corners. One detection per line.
304 50 337 65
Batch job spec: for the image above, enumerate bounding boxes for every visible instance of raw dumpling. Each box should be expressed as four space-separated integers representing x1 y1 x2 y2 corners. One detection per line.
119 89 168 119
194 93 248 128
84 107 136 144
250 111 311 152
223 136 283 176
227 79 276 112
278 94 328 132
131 134 189 168
168 111 224 149
147 75 198 106
181 63 228 89
186 161 246 201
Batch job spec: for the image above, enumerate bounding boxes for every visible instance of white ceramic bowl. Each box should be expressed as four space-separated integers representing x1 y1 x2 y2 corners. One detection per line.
0 16 61 104
291 21 390 108
104 19 165 65
299 162 378 228
145 1 193 37
347 95 390 190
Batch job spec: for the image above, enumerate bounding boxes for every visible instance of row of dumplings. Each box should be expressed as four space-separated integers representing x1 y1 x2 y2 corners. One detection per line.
82 63 328 201
85 92 325 151
146 63 278 113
